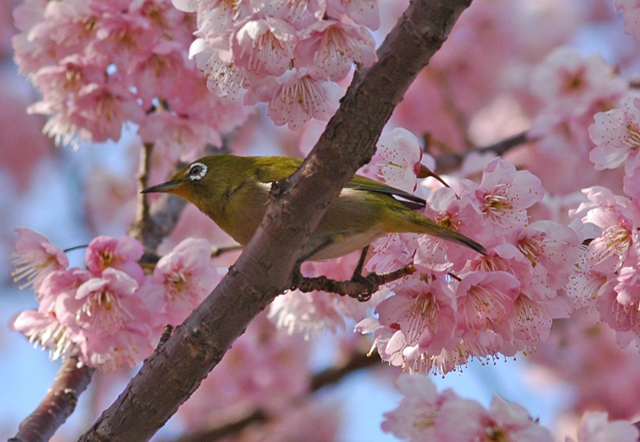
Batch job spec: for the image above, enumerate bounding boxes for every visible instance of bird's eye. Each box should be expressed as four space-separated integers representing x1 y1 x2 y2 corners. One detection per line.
188 162 208 181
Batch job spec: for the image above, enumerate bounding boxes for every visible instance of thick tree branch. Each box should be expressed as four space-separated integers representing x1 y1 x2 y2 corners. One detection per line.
78 1 473 441
10 350 94 442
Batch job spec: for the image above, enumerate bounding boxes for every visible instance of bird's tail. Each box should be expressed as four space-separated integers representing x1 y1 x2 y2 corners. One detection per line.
403 211 486 255
427 224 485 255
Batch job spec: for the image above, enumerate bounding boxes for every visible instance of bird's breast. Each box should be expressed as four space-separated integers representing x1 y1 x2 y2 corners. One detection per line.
214 180 271 246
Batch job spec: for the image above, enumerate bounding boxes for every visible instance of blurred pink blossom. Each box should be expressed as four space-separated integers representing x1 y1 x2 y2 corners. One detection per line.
11 227 69 292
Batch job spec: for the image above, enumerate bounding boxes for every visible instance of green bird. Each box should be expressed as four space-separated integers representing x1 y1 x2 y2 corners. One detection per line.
142 155 484 261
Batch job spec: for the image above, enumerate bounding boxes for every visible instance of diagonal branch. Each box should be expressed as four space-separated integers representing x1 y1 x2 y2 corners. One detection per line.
434 131 533 173
10 350 94 442
78 1 474 441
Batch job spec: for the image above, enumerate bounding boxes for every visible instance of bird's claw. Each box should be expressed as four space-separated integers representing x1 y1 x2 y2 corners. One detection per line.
350 272 376 302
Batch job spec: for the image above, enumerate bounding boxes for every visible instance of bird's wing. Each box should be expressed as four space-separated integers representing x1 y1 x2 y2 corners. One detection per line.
253 157 304 183
346 175 426 210
253 157 425 211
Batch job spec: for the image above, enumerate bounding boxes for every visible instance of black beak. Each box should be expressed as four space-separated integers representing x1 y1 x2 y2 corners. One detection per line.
141 181 179 194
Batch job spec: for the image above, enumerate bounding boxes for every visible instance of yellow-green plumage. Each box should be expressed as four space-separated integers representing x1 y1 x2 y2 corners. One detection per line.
143 155 484 261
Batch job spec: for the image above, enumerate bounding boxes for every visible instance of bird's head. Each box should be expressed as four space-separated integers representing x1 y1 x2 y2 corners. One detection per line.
142 158 218 202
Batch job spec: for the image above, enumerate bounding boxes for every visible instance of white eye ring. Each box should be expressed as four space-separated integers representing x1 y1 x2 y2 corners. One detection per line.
188 162 207 181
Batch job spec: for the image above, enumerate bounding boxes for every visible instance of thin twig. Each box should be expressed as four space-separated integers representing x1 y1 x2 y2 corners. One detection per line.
295 265 416 301
435 131 533 173
135 142 155 238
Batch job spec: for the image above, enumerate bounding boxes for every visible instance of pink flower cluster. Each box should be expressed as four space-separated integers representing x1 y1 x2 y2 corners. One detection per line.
11 228 221 370
529 46 629 154
568 412 639 442
12 0 250 161
589 95 640 196
568 185 640 347
356 157 581 374
382 373 554 442
172 0 378 129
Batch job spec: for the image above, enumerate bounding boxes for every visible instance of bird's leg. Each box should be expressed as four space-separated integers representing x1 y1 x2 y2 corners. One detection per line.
351 245 369 280
349 246 376 300
292 242 414 302
290 238 335 291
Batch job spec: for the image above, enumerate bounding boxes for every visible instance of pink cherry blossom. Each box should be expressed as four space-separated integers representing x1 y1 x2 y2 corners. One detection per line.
12 0 251 157
17 263 156 370
11 227 69 292
436 394 554 442
376 276 457 353
54 267 156 369
483 396 554 442
381 373 463 441
233 17 297 77
175 0 383 130
589 95 640 175
367 233 419 274
568 412 639 442
355 275 460 373
382 374 553 442
368 127 424 193
468 242 535 297
76 326 157 372
12 310 75 361
528 47 628 155
530 46 627 116
595 284 640 347
38 267 92 313
268 70 343 129
461 158 544 238
508 293 567 349
65 268 143 336
511 221 581 301
415 187 485 272
326 0 379 30
455 271 520 333
571 186 639 273
68 81 146 143
85 235 145 282
294 20 376 82
195 50 247 100
128 41 191 105
565 251 615 309
143 238 222 325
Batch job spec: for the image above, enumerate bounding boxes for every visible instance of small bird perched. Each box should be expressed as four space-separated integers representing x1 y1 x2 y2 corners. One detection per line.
142 155 484 262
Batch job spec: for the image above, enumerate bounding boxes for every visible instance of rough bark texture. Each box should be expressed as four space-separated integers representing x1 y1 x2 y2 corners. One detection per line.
78 0 473 440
